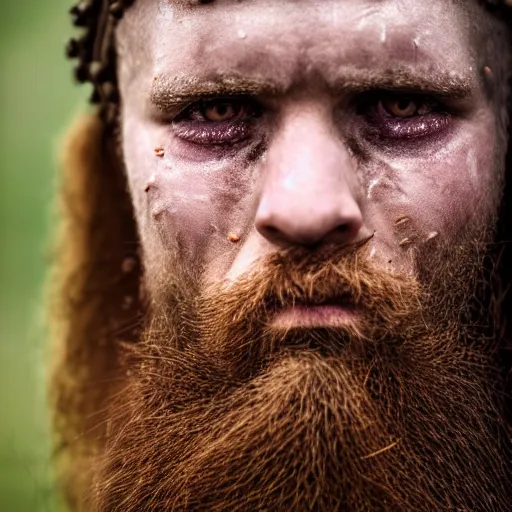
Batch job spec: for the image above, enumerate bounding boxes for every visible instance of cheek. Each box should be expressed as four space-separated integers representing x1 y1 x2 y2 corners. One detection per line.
122 116 258 266
363 127 498 270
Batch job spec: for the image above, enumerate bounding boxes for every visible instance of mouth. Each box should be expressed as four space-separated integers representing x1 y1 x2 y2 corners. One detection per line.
270 297 360 329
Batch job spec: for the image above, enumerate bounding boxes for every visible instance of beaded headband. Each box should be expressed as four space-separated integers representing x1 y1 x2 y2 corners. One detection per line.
66 0 512 123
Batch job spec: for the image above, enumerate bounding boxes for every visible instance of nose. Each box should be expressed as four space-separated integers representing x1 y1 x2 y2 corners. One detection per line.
255 108 365 248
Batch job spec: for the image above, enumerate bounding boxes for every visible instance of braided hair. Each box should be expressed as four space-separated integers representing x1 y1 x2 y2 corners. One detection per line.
66 0 215 123
66 0 512 124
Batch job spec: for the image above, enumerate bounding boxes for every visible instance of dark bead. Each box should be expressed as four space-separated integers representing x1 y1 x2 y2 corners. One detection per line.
109 2 124 19
70 0 94 26
102 82 119 103
90 88 101 104
89 61 107 82
104 104 119 125
66 38 80 59
70 0 93 16
74 64 89 83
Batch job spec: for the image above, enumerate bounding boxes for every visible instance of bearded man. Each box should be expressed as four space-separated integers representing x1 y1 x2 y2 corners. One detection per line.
51 0 512 510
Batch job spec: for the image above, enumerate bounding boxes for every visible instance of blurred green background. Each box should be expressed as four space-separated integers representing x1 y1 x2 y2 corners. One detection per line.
0 1 87 510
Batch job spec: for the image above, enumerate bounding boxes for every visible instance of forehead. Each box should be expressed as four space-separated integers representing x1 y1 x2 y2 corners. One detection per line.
117 0 493 102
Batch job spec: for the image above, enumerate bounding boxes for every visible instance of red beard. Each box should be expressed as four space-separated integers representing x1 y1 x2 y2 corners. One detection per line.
91 239 512 511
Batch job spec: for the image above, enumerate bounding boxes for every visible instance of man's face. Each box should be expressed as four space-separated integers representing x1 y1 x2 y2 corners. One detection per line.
94 1 512 510
118 0 506 296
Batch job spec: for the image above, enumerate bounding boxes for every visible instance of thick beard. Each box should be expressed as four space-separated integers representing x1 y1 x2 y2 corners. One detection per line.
91 232 511 511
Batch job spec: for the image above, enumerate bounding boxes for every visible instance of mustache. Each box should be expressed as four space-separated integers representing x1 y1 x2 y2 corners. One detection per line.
194 240 421 371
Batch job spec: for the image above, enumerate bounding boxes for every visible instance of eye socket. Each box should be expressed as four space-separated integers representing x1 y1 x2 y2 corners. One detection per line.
201 100 243 122
359 92 451 141
172 97 263 146
176 97 260 123
379 96 433 118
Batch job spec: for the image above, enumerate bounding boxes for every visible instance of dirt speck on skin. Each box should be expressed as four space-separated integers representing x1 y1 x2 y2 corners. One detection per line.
227 233 241 243
154 147 165 157
395 215 410 226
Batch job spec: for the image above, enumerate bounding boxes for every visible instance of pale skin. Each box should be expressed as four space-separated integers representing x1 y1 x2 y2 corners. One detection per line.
116 0 508 321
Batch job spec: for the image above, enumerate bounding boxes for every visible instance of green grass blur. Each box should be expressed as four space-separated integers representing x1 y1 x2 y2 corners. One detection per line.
0 1 87 510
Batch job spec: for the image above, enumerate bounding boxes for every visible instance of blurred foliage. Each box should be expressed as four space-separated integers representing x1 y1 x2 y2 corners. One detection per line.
0 0 87 510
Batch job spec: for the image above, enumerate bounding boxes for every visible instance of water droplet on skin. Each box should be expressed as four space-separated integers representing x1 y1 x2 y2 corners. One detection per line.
399 237 413 247
237 29 247 39
426 231 439 241
380 25 386 43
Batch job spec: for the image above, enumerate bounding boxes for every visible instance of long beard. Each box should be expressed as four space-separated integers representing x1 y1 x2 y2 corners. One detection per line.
91 236 512 511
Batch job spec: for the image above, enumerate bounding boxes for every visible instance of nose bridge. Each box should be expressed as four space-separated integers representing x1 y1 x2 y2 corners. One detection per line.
255 107 364 247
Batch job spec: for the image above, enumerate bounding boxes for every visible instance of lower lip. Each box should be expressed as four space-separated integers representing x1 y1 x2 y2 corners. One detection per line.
271 304 358 328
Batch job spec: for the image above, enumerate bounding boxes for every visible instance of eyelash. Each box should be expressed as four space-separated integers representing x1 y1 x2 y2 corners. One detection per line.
171 93 451 147
172 98 262 146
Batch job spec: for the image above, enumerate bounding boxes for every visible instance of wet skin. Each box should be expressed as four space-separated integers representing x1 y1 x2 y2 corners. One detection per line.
116 0 509 301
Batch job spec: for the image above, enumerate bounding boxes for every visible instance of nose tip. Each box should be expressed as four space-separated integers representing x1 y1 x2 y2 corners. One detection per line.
254 107 366 249
256 196 364 247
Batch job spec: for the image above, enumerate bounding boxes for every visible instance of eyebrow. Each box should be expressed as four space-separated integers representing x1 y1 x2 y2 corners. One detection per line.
149 68 474 112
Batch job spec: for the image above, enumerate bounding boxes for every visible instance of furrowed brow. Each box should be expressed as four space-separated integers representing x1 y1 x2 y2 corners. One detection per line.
149 73 283 112
149 67 474 114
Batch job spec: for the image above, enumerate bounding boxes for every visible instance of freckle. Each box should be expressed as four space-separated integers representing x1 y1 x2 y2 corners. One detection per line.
395 215 410 226
388 260 392 264
399 237 412 247
227 233 241 243
426 231 439 241
153 76 158 81
121 257 137 274
154 147 165 157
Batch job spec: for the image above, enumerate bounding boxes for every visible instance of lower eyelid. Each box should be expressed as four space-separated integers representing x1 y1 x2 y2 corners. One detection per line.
172 120 252 145
364 107 451 140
